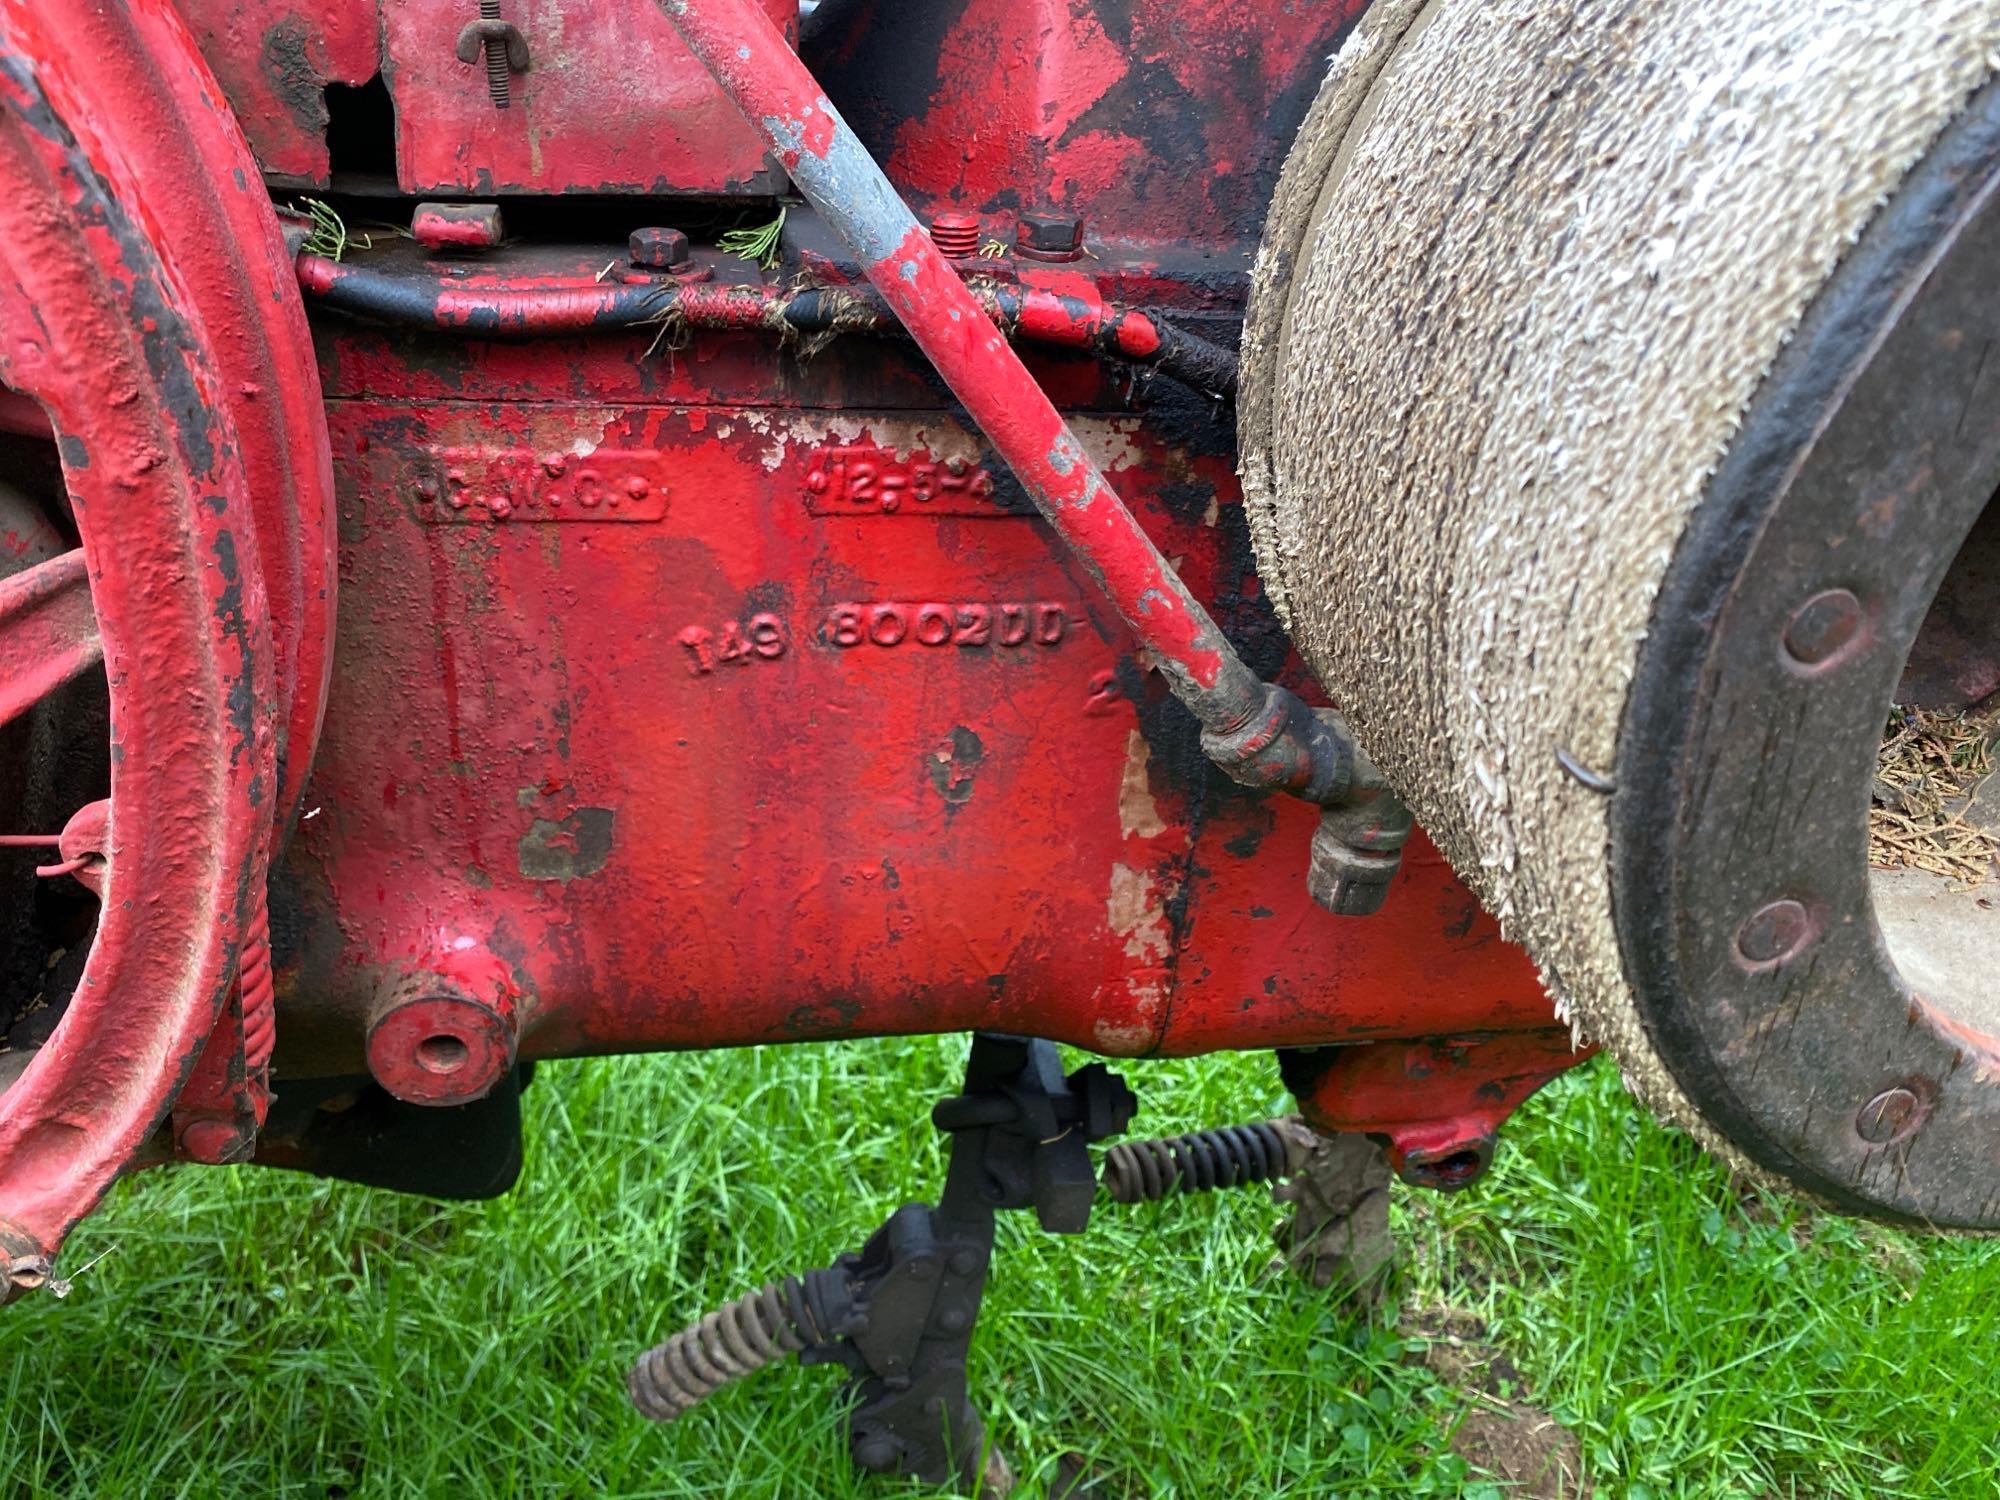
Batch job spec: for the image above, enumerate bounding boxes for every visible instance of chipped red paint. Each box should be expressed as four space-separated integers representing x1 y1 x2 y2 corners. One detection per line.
292 393 1555 1071
0 0 329 1269
1292 1031 1597 1184
807 0 1369 249
381 0 794 196
0 0 1591 1271
411 202 505 252
174 0 378 187
660 0 1254 718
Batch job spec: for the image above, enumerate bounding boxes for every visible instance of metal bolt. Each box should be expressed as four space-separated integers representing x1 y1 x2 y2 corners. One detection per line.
455 5 530 110
480 1 509 106
946 1248 981 1276
412 202 505 252
937 1306 968 1333
1735 898 1812 967
1015 210 1084 262
1856 1086 1922 1144
1306 798 1414 917
629 227 691 271
1782 588 1866 668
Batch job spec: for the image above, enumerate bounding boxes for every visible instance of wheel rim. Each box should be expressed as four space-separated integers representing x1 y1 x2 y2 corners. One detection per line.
0 0 333 1279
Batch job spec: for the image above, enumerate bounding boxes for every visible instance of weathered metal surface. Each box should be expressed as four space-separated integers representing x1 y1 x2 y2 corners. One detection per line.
290 386 1553 1072
1613 83 2000 1228
0 0 307 1268
380 0 793 195
1286 1031 1594 1190
173 0 378 187
657 0 1367 855
0 0 1586 1252
804 0 1369 249
0 552 100 732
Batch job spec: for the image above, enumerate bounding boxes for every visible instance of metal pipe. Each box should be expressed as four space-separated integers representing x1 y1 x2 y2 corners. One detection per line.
651 0 1345 802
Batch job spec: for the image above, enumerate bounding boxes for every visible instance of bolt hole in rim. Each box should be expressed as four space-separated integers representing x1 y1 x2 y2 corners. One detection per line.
1613 84 2000 1225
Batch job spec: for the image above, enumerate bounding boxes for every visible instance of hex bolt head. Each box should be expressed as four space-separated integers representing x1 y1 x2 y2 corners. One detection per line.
1856 1086 1922 1145
1735 898 1812 967
1782 588 1866 668
1306 801 1412 917
628 227 691 270
1015 210 1084 261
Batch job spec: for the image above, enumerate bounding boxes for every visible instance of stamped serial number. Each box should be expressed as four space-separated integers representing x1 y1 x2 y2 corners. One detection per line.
676 613 786 675
820 601 1067 649
673 600 1068 677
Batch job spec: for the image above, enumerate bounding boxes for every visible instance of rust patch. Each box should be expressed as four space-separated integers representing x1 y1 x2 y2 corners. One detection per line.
1107 862 1170 963
1116 730 1165 838
518 808 614 882
260 18 331 136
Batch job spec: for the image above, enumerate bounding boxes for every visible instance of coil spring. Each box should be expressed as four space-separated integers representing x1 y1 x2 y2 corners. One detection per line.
237 895 275 1075
629 1276 822 1422
1101 1120 1290 1204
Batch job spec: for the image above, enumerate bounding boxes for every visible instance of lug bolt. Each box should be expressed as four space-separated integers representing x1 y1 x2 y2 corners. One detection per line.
1782 588 1866 668
1856 1086 1922 1145
1735 898 1812 967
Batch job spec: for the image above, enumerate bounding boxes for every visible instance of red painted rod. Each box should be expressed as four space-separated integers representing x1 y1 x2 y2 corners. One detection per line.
654 0 1275 738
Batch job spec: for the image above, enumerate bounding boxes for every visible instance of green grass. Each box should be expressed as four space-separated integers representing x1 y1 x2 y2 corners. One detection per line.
0 1044 1994 1498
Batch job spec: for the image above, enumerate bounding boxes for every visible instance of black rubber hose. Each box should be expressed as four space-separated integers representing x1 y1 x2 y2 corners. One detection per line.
296 255 1239 397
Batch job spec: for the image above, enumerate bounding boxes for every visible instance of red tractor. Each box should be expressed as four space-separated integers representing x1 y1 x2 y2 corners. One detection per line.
0 0 1995 1485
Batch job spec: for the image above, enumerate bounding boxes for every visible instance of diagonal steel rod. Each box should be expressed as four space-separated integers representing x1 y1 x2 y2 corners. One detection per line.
652 0 1352 806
